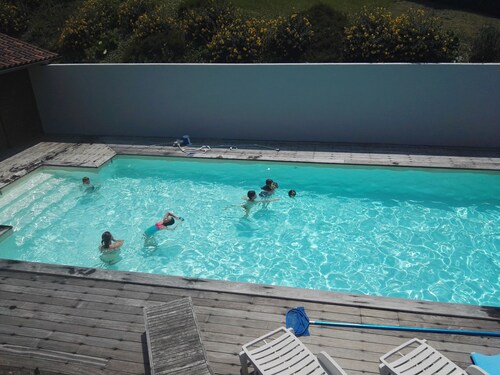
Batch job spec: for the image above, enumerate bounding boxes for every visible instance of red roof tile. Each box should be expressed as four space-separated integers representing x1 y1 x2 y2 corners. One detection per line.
0 33 59 72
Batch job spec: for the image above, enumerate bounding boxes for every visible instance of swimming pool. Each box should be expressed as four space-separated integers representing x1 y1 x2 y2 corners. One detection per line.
0 156 499 307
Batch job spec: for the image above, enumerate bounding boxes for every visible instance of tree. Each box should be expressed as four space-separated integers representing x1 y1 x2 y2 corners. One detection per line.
343 7 459 63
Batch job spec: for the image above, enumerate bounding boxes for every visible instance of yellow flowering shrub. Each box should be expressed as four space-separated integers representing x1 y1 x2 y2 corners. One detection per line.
133 7 175 38
177 0 237 47
125 6 186 62
265 13 314 62
58 0 120 61
0 1 27 36
207 17 270 62
344 7 459 62
118 0 155 32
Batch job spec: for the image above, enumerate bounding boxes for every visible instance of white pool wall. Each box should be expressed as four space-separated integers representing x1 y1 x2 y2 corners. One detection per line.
29 63 500 148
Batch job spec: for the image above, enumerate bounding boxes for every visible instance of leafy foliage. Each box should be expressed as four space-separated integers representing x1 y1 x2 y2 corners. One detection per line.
177 0 237 48
469 24 500 62
10 0 480 63
58 0 120 61
118 0 156 32
207 17 268 62
0 1 27 36
265 13 314 62
124 6 186 62
344 7 459 62
299 2 347 62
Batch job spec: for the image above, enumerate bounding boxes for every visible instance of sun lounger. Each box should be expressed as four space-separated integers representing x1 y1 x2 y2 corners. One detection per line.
379 338 488 375
144 297 213 375
239 327 348 375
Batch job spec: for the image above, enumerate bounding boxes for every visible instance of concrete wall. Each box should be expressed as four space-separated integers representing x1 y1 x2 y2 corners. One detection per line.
0 69 44 153
29 64 500 148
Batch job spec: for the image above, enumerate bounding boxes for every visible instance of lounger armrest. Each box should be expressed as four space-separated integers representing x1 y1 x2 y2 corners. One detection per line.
466 365 489 375
317 351 349 375
379 338 426 368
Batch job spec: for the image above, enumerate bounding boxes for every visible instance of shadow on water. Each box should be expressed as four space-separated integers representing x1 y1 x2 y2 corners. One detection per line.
99 251 122 266
236 217 257 238
236 207 280 238
142 239 183 260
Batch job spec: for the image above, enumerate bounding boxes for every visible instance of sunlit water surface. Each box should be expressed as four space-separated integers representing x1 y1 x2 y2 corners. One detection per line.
0 156 499 306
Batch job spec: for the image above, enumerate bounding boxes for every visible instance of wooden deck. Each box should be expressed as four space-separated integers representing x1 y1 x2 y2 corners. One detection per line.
0 260 498 375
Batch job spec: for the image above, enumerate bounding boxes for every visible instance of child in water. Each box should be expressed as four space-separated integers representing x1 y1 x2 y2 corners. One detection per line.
99 231 124 264
82 176 97 192
259 179 278 197
242 190 279 216
144 211 184 239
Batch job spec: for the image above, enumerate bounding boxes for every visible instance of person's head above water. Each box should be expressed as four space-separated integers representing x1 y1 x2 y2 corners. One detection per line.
247 190 257 200
82 177 90 185
288 189 296 197
101 231 112 248
265 179 273 186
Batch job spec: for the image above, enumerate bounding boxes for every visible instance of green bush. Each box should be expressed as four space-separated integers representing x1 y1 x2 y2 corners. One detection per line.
299 3 347 62
469 24 500 62
207 17 269 62
265 13 314 63
0 1 27 36
124 6 186 62
58 0 120 61
118 0 155 32
177 0 237 47
22 1 79 51
124 29 186 62
344 7 459 63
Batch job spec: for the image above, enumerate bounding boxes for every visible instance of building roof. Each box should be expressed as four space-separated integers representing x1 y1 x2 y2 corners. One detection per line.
0 33 59 72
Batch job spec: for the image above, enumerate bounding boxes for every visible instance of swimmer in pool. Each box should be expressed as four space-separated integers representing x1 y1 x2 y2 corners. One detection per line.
100 231 124 250
259 179 278 197
99 231 124 264
288 189 296 197
82 176 96 192
242 190 279 216
144 211 184 239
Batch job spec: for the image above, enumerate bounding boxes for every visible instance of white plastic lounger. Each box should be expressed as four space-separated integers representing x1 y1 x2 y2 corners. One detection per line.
239 327 348 375
379 338 488 375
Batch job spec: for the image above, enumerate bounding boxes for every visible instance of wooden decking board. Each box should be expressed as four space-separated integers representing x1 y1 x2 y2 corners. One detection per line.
0 355 109 375
0 300 144 330
0 262 498 375
0 299 145 324
3 260 494 320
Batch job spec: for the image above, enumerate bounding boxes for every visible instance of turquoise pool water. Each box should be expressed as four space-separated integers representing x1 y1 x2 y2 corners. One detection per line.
0 156 499 306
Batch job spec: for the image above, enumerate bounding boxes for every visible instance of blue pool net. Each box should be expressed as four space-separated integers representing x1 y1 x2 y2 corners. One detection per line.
285 307 310 337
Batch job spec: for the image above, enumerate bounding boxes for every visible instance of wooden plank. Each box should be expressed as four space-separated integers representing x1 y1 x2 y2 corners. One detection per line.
144 297 213 375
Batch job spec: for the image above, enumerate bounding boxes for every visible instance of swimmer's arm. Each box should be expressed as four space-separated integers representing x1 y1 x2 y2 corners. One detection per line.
164 211 182 220
109 240 124 249
165 222 182 230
